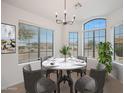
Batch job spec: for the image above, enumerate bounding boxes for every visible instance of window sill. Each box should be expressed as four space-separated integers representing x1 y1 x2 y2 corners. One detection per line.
112 61 123 65
18 60 41 66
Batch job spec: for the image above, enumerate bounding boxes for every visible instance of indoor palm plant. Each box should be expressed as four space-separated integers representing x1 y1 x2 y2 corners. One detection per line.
97 42 113 74
59 45 71 62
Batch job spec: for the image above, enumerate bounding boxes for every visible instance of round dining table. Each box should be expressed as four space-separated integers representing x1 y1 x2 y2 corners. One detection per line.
42 57 86 93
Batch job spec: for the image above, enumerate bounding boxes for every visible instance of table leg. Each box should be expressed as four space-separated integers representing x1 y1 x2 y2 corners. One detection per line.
57 70 73 93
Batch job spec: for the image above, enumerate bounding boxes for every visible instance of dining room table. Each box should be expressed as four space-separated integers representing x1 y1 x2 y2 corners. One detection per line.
42 57 87 93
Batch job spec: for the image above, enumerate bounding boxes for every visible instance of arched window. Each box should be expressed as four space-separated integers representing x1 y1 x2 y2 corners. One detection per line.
83 18 106 58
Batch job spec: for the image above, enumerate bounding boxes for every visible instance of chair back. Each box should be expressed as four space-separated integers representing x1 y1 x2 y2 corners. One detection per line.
77 56 87 63
40 57 47 77
23 64 42 93
35 78 56 93
43 56 52 61
90 69 106 93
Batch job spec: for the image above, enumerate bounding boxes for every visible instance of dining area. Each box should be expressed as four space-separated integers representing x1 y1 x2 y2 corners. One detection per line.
23 55 106 93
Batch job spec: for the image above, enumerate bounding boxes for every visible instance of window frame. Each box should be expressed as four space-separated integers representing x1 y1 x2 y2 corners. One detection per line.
18 22 54 64
68 32 78 57
83 18 106 58
113 24 123 64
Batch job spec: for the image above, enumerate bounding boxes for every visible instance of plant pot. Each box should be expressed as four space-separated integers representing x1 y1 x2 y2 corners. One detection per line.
64 55 66 62
97 63 105 71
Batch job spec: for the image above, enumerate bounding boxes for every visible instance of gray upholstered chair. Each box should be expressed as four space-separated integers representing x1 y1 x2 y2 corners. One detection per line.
75 75 96 93
90 69 106 93
23 64 42 93
35 77 56 93
23 64 56 93
75 69 106 93
71 56 87 77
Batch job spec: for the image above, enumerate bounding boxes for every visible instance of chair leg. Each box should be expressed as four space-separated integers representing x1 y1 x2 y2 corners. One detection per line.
77 73 79 76
54 90 56 93
80 72 83 77
84 71 86 75
57 83 60 93
75 89 77 93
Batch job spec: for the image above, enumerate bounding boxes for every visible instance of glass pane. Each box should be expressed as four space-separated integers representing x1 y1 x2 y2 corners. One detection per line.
84 32 89 38
69 32 78 56
84 50 88 57
88 32 93 37
47 31 53 51
95 31 99 37
73 39 78 45
40 30 47 43
40 52 47 58
89 51 93 57
18 23 39 63
40 43 46 51
114 24 123 63
84 19 106 30
95 51 98 58
115 35 120 43
47 43 53 51
47 31 53 43
73 46 78 57
69 39 73 44
100 30 105 36
119 24 123 34
29 52 38 61
88 38 93 51
18 52 30 63
100 37 105 42
69 32 74 39
73 32 78 39
84 39 88 48
47 52 53 57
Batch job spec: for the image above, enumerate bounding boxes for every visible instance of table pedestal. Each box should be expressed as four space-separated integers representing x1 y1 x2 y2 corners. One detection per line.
57 70 73 93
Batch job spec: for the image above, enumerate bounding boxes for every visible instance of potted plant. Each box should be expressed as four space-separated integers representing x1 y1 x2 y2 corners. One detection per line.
97 42 113 75
59 45 71 62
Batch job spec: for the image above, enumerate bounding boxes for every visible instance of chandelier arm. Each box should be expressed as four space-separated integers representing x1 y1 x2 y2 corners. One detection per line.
55 0 75 25
64 0 66 10
56 19 63 24
67 21 73 25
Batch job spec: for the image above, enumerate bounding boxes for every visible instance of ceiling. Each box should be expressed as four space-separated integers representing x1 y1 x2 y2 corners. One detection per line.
2 0 123 23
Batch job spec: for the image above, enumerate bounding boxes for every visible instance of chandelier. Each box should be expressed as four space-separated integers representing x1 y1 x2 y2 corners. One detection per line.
55 0 76 25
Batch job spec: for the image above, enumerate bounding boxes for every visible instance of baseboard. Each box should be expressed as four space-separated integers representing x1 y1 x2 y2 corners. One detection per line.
1 80 24 90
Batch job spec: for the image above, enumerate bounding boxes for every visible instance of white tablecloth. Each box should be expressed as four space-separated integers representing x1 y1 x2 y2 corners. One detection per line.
42 57 86 70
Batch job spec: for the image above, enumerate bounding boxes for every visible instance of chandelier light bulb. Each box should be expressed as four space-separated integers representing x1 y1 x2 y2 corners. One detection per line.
64 10 67 14
55 12 58 17
56 12 58 15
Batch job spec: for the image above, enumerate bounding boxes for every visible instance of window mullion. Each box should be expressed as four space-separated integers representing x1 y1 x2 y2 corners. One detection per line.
93 30 95 58
38 28 40 59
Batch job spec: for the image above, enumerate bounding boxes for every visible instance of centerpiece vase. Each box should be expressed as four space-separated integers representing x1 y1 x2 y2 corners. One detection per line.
64 55 66 62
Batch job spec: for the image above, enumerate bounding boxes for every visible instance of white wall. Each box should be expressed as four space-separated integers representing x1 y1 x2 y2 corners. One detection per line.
1 2 62 89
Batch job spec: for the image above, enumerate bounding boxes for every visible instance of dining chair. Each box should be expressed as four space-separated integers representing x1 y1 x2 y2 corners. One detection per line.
23 64 42 93
42 56 59 79
75 75 96 93
89 69 106 93
23 64 57 93
71 56 87 77
35 77 56 93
